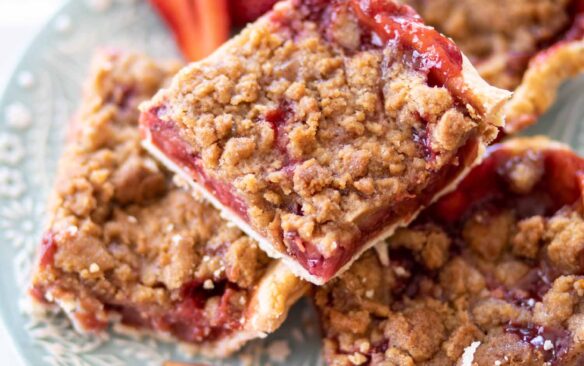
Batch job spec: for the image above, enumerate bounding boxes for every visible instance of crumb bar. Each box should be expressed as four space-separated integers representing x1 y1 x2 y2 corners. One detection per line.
140 0 510 284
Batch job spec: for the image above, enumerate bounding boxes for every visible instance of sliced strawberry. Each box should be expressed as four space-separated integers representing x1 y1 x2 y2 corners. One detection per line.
228 0 279 26
150 0 230 60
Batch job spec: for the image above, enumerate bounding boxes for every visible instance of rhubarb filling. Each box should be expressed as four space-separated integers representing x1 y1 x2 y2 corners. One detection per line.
142 108 480 281
315 139 584 365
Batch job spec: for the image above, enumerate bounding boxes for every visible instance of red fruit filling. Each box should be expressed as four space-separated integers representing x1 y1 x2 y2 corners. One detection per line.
109 280 245 343
430 146 584 299
264 100 295 162
39 231 58 268
274 0 478 112
229 0 280 26
422 145 584 364
349 0 463 90
35 271 247 342
432 147 584 224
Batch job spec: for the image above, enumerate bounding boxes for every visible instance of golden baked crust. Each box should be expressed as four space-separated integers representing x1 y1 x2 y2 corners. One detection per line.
504 41 584 133
315 137 584 365
140 0 510 284
403 0 584 133
29 51 307 357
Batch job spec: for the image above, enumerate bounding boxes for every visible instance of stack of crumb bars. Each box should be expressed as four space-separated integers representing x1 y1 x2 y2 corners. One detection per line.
30 0 584 364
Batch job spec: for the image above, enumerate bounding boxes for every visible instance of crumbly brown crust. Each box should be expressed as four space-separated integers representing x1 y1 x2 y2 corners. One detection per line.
315 137 584 365
30 51 306 356
141 0 509 284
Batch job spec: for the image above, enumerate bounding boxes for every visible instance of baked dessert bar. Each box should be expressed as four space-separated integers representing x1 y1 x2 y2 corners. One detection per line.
315 137 584 365
403 0 584 133
140 0 510 285
29 51 307 357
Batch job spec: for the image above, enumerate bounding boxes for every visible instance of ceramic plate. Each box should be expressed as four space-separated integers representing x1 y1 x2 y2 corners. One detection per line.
0 0 582 365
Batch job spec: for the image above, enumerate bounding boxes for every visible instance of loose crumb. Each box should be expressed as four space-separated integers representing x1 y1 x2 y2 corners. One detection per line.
89 263 100 273
461 341 481 366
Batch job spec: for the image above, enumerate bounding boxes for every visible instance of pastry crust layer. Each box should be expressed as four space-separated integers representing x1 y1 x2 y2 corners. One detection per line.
505 41 584 133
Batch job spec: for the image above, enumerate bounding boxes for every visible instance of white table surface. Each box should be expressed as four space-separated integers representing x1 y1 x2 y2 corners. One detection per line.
0 1 65 364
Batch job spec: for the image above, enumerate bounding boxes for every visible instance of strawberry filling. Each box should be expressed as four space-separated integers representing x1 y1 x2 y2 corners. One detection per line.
34 261 248 342
265 101 296 164
349 0 463 90
39 231 58 268
35 208 249 342
109 281 245 343
274 0 475 112
432 147 584 224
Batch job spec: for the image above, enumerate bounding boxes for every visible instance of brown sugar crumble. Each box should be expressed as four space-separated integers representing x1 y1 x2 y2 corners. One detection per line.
314 137 584 365
140 0 510 284
30 51 305 357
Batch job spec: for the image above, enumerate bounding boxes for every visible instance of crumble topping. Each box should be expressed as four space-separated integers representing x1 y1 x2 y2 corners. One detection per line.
30 51 272 344
141 0 508 282
314 139 584 365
